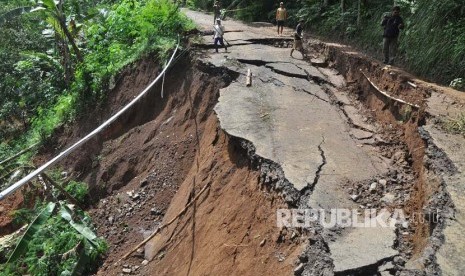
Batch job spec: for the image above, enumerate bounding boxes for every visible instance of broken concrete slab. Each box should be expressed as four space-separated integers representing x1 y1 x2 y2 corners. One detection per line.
423 125 465 276
350 128 374 140
329 227 398 273
215 78 324 191
343 105 376 132
427 90 465 118
317 67 346 88
328 85 352 105
266 62 308 79
216 62 385 192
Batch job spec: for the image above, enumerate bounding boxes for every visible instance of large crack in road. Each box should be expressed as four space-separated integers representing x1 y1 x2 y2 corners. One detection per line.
199 18 399 275
182 8 465 276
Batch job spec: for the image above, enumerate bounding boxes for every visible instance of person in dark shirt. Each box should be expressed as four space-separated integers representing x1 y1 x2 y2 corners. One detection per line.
213 1 221 24
290 19 307 58
381 6 404 65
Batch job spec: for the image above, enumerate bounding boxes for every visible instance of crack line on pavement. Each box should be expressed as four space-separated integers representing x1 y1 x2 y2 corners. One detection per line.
297 88 330 103
311 136 327 188
294 64 333 87
235 58 333 87
319 84 376 134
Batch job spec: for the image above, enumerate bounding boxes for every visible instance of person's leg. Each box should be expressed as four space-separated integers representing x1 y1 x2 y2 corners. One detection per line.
389 36 398 64
277 21 280 35
220 38 227 52
300 46 307 58
302 43 308 58
383 37 390 63
297 40 305 58
291 39 296 57
214 37 219 52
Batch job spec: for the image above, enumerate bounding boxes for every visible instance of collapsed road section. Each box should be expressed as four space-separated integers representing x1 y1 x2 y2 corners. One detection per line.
133 9 465 276
1 7 464 276
10 9 460 276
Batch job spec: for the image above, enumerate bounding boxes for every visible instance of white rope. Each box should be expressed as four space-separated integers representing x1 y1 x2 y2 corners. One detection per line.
161 61 167 98
0 38 180 201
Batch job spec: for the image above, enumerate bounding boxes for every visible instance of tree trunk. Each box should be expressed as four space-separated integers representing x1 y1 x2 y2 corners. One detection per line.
56 0 83 63
60 19 83 63
357 0 361 27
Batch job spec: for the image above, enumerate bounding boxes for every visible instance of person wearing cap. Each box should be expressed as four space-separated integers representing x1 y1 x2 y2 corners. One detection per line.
213 1 221 24
213 19 227 53
276 2 287 36
290 19 307 58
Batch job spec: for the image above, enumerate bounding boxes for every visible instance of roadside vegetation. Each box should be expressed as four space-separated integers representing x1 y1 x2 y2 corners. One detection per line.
1 191 108 275
440 113 465 136
0 0 193 274
0 0 193 164
190 0 464 88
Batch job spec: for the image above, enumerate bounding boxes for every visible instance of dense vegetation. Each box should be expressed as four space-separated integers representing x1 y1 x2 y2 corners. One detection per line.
0 0 193 274
190 0 464 88
0 0 193 162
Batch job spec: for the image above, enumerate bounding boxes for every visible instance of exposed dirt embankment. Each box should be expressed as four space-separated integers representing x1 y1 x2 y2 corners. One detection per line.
31 50 299 275
140 116 300 275
321 42 455 272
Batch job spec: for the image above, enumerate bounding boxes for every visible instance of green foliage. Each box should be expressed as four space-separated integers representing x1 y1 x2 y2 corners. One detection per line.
1 202 107 276
11 208 35 226
441 113 465 136
1 0 193 165
295 0 465 85
29 92 77 142
7 202 57 263
77 0 193 100
64 181 89 202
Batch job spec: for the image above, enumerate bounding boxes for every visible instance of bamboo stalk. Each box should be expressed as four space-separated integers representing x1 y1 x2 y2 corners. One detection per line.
41 173 85 210
0 143 39 167
115 182 211 265
360 70 420 109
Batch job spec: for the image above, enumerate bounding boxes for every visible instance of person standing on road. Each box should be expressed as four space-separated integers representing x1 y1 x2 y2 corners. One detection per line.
213 19 227 53
291 19 307 58
213 1 221 24
381 6 404 65
276 2 287 36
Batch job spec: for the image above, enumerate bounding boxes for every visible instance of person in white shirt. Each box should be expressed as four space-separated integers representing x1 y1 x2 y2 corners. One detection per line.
213 19 227 53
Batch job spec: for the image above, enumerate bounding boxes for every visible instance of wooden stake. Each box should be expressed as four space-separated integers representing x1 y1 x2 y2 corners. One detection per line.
246 69 252 87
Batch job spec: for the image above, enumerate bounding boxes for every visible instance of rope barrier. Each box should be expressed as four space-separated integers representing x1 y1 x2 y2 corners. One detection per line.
0 37 181 201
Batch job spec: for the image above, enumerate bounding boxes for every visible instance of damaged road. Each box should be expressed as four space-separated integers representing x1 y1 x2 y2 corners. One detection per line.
184 9 402 275
85 9 465 276
179 8 465 276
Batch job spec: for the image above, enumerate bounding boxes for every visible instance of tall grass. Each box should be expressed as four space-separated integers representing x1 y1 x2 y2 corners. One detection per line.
296 0 465 86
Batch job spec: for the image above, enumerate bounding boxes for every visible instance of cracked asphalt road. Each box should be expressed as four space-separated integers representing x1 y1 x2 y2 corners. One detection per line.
183 9 400 273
